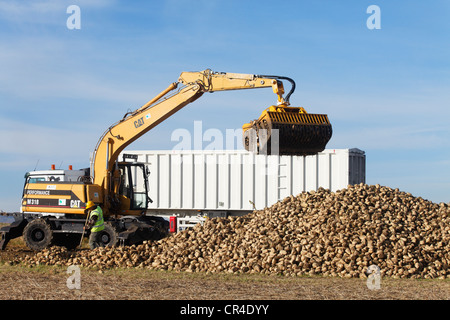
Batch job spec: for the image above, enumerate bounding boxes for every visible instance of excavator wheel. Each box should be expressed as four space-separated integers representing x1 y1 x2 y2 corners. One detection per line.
23 218 53 251
97 222 119 247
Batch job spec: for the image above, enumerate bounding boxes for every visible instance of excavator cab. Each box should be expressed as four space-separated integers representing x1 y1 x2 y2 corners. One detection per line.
117 155 152 213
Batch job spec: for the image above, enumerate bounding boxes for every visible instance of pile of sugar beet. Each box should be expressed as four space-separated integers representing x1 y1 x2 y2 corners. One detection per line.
16 184 449 279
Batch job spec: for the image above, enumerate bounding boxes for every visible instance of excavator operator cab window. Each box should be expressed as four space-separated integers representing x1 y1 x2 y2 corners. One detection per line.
118 163 149 211
118 167 130 199
28 177 46 183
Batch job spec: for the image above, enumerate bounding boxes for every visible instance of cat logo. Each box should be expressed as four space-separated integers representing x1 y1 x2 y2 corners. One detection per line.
134 117 144 128
70 200 81 208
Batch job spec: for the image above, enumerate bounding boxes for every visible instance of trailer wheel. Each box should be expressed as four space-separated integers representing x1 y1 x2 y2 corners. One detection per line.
98 222 118 247
23 218 53 251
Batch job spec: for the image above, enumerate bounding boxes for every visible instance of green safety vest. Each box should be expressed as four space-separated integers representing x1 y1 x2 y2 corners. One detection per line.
90 206 105 233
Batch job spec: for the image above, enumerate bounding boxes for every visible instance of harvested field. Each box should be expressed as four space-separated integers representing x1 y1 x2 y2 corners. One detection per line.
0 263 448 300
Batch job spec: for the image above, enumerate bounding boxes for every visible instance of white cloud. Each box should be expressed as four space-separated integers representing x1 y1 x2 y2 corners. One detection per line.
0 0 65 16
0 0 113 24
0 37 155 104
330 124 450 151
0 117 94 160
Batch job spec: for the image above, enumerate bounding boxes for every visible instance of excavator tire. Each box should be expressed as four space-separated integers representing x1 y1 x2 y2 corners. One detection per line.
23 218 53 251
97 222 118 247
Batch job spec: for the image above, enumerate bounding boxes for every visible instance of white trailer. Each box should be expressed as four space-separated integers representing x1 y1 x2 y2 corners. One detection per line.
121 149 365 231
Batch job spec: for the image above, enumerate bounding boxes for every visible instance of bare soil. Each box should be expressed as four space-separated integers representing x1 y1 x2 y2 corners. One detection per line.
0 246 448 301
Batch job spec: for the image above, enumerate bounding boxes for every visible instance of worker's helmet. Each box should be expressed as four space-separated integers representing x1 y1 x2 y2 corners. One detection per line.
85 201 96 210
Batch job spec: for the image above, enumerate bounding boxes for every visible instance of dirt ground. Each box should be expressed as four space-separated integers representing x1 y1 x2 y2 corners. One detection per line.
0 247 448 301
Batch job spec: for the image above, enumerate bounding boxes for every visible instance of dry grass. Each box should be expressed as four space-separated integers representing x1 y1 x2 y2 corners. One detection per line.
0 261 448 300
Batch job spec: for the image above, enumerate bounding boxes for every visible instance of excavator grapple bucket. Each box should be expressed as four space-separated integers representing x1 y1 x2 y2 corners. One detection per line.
243 106 332 156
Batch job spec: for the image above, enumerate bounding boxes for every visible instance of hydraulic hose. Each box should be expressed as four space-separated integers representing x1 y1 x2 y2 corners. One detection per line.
258 75 296 103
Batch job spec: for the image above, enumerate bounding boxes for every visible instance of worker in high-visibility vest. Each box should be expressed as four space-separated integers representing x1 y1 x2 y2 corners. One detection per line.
84 201 105 249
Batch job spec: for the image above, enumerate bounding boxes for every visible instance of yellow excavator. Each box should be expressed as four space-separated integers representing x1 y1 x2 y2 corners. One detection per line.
0 69 332 250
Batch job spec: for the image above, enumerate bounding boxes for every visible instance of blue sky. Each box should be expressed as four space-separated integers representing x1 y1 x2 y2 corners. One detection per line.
0 0 449 211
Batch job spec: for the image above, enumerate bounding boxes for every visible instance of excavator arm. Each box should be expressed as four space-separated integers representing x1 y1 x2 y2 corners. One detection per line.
178 70 287 101
91 69 332 213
